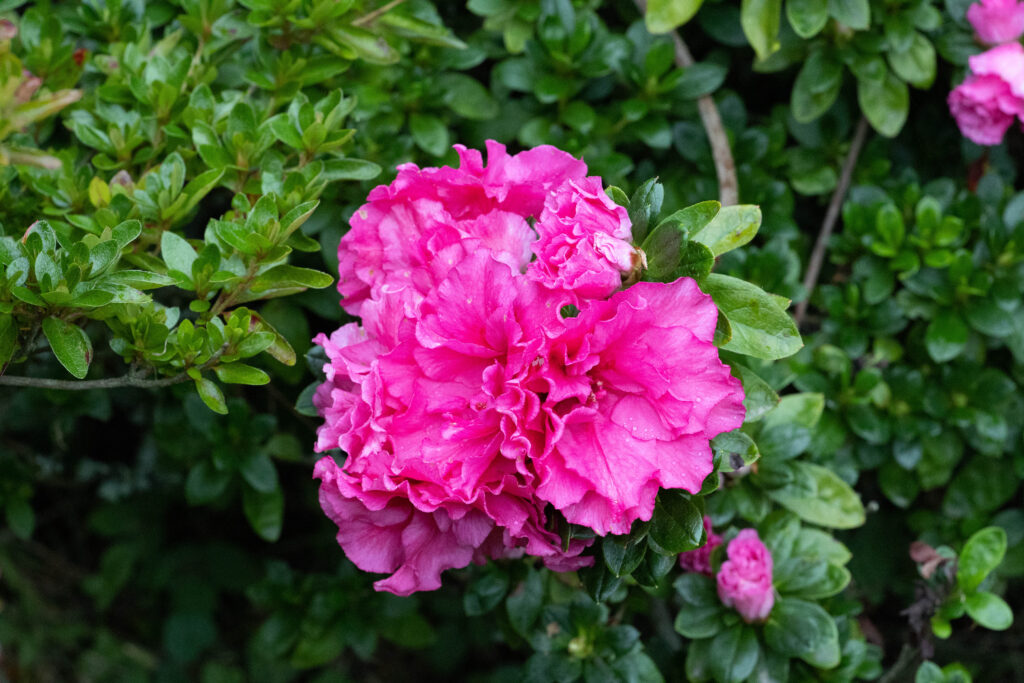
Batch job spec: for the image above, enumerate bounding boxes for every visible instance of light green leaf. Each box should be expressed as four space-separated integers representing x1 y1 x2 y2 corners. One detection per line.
42 317 92 379
702 274 803 360
690 205 762 256
765 461 866 528
646 0 705 33
194 377 228 414
964 592 1013 631
215 363 270 385
958 526 1007 592
741 0 783 60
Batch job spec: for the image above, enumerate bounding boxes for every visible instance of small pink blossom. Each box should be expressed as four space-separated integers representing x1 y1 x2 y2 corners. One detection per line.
716 529 775 623
528 177 638 301
678 516 723 576
966 0 1024 45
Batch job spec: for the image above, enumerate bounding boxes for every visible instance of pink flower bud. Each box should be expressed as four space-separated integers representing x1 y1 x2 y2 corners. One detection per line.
716 529 775 623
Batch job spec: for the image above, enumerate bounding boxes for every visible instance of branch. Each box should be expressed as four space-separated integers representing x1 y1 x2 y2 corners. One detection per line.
794 117 870 327
634 0 739 207
351 0 405 27
0 344 229 391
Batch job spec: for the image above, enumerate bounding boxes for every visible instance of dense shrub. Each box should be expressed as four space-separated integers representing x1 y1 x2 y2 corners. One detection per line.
0 1 1021 681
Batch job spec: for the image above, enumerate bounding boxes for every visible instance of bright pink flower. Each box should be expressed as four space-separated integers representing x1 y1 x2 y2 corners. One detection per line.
530 279 746 536
716 529 774 623
528 177 638 301
336 141 586 317
679 516 723 575
967 0 1024 45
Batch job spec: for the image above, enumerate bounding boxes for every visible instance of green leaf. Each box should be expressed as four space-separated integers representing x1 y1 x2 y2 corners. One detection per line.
649 491 704 554
321 158 382 181
603 536 647 577
713 430 760 471
709 626 760 683
161 232 198 281
629 178 664 244
925 310 968 363
42 317 92 379
240 452 279 494
463 569 509 616
689 205 761 256
506 568 544 637
791 50 843 122
409 113 450 157
732 364 779 421
958 526 1007 592
964 592 1013 631
438 74 498 120
761 393 824 431
858 71 909 138
764 598 840 667
787 0 829 37
185 462 232 504
741 0 783 60
6 498 35 539
250 265 333 293
765 461 866 528
194 377 228 415
828 0 870 29
888 31 936 89
915 662 944 683
646 0 705 33
215 363 270 385
0 314 17 369
702 274 803 360
674 603 726 639
243 485 284 542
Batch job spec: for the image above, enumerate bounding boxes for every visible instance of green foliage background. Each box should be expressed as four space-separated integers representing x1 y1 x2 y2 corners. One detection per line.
0 0 1022 681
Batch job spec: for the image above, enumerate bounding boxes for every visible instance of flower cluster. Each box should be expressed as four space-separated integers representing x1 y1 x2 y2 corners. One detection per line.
313 142 745 595
948 1 1024 146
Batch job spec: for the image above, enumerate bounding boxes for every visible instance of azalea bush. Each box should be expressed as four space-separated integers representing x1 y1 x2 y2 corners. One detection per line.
1 0 1022 682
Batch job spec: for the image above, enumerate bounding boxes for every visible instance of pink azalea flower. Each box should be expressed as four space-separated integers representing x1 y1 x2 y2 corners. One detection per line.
679 516 723 575
528 177 639 301
530 279 746 536
966 0 1024 45
716 529 775 623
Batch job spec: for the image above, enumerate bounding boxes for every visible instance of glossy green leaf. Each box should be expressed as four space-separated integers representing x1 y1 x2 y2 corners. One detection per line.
702 274 803 360
42 317 92 379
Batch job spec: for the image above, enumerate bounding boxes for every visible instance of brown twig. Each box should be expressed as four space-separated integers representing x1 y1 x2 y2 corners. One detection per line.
634 0 738 207
0 343 228 391
794 117 870 327
351 0 405 27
